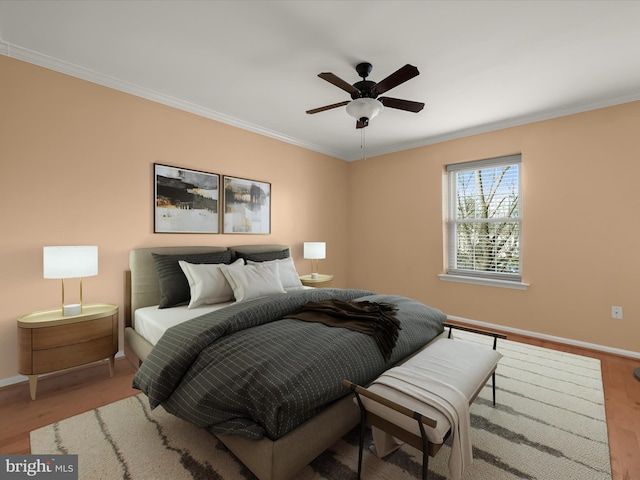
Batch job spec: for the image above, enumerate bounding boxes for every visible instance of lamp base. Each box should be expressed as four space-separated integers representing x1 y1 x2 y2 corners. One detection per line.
63 304 81 316
311 272 319 279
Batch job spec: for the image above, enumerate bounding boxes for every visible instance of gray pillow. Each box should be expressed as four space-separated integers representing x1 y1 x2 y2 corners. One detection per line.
236 248 290 263
152 251 231 308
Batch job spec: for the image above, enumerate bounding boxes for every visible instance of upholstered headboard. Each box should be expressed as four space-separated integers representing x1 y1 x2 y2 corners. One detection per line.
124 244 290 329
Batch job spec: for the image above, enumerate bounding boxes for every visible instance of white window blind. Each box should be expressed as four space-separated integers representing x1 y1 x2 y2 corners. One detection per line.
447 154 522 282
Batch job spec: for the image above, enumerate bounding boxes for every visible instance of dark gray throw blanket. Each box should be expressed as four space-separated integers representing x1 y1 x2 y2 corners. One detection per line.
284 299 400 360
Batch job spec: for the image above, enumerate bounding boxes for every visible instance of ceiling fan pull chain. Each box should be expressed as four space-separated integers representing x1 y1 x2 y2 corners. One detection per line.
361 128 367 161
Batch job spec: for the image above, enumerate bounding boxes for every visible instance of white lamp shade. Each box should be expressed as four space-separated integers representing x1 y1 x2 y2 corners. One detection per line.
303 242 326 260
346 98 384 121
43 246 99 279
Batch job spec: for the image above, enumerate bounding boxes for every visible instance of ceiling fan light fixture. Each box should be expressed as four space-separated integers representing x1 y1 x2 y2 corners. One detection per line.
346 97 383 122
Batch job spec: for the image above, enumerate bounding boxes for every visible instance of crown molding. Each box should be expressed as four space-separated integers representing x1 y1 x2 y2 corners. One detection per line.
0 41 346 160
355 91 640 161
4 39 640 163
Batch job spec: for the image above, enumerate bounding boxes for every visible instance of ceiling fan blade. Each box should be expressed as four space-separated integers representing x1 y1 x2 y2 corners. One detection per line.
356 118 369 129
374 64 420 95
318 72 360 95
379 97 425 113
306 101 349 115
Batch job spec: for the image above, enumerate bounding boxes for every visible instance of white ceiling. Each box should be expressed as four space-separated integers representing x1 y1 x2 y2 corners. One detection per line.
2 1 640 161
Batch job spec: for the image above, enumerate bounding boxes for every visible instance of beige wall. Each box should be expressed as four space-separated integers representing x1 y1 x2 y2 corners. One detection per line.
2 54 639 383
0 56 350 381
347 101 640 353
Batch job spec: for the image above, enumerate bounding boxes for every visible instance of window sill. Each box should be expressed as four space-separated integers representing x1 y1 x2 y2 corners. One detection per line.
438 274 529 290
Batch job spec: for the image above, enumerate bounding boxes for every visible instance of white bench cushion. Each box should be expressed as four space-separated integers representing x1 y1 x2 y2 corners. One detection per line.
362 337 502 444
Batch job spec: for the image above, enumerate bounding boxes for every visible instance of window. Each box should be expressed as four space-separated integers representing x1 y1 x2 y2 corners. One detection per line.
446 154 522 285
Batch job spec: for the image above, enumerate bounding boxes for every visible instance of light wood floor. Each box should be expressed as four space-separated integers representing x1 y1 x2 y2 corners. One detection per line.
1 333 639 480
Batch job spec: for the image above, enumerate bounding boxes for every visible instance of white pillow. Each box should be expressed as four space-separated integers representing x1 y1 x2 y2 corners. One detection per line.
220 262 286 302
179 258 243 308
247 257 304 291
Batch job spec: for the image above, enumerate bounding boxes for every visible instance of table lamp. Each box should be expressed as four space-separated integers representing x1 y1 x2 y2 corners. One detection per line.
43 246 98 316
303 242 326 279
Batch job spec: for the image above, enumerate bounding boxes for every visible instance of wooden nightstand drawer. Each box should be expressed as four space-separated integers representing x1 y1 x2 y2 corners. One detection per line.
31 315 114 350
17 303 119 400
32 335 115 374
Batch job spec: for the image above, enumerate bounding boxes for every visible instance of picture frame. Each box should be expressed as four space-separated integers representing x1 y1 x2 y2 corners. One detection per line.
223 175 271 234
154 163 220 233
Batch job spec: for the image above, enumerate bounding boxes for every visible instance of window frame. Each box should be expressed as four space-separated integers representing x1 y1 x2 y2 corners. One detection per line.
443 154 525 288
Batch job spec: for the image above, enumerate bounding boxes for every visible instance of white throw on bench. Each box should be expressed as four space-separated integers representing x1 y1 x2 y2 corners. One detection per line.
343 323 505 480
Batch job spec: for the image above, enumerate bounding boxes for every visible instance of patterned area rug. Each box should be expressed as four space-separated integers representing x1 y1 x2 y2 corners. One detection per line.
31 330 611 479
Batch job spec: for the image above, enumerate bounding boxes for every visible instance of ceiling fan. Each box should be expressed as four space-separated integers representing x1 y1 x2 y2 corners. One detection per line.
306 62 425 129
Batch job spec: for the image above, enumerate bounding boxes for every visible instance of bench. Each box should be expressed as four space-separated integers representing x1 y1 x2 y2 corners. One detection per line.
343 323 505 480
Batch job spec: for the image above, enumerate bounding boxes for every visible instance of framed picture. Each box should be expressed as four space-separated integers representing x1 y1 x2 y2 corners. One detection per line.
154 163 220 233
223 175 271 234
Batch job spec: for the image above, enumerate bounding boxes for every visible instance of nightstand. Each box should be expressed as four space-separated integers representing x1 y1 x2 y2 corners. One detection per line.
299 274 334 288
17 303 118 400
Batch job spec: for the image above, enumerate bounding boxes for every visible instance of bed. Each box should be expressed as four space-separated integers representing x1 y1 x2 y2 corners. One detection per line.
124 244 447 480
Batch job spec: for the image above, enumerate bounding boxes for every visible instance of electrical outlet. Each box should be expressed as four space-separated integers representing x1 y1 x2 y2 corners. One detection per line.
611 306 623 319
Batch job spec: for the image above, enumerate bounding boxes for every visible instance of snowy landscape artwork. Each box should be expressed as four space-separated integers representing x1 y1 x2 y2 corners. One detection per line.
154 164 219 233
223 176 271 234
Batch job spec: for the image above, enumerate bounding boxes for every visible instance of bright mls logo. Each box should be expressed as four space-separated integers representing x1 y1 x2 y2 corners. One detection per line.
1 455 78 479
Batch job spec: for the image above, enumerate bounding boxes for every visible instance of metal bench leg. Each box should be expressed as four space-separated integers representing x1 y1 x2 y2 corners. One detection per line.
354 392 366 479
416 413 430 480
357 420 366 479
492 371 496 406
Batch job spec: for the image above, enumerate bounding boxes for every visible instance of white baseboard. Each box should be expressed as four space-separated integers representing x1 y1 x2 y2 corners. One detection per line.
2 327 638 388
0 351 126 389
448 315 640 360
0 374 29 389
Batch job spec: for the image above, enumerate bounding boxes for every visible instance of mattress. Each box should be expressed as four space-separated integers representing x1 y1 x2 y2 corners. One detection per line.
135 302 234 345
135 287 314 346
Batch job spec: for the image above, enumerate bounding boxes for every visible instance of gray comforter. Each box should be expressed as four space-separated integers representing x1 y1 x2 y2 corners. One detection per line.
133 288 446 440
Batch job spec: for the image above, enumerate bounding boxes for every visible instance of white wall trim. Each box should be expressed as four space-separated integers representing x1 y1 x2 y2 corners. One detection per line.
5 39 640 163
1 328 637 386
439 273 529 290
448 315 640 360
0 41 344 160
350 91 640 161
0 351 126 389
0 374 29 389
